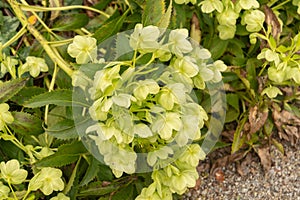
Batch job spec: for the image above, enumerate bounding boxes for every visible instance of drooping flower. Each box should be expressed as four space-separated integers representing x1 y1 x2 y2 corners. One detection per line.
129 24 160 53
0 103 14 132
19 56 48 78
238 0 259 10
242 10 265 32
50 193 70 200
152 112 182 140
133 79 160 101
0 181 9 199
168 29 193 57
0 159 27 184
200 0 223 13
29 167 64 195
67 35 97 64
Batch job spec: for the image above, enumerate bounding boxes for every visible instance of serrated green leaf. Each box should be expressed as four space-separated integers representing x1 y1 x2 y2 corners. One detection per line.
9 112 43 136
0 78 28 103
10 86 47 105
142 0 165 26
157 0 172 29
209 36 229 60
52 13 89 31
94 11 128 44
78 181 121 197
46 119 79 140
23 89 89 108
35 154 80 167
111 184 134 200
35 141 87 167
80 157 101 186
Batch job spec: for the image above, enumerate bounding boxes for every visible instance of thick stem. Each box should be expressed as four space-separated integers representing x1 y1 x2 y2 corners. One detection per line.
7 0 73 77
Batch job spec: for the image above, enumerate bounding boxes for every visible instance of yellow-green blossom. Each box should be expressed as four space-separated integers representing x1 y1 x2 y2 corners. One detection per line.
29 167 64 195
0 159 27 184
19 56 48 78
0 181 9 200
50 193 70 200
67 35 97 64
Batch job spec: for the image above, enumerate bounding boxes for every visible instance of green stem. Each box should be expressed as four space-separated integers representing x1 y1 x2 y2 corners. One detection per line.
7 181 18 200
7 0 74 77
22 189 31 200
2 25 27 49
18 4 110 18
272 0 291 10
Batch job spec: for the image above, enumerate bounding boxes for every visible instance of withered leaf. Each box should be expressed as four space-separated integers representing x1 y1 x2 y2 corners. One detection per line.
249 105 269 134
263 5 282 39
257 146 271 171
190 13 201 43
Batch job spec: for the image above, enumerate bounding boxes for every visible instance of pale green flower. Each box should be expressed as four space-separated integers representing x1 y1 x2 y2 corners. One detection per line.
129 24 160 53
0 159 27 184
93 65 121 94
0 54 18 79
168 29 193 57
217 8 239 26
67 35 97 64
147 146 173 166
29 167 64 195
172 56 199 78
19 56 48 78
178 144 206 167
261 86 283 98
0 181 9 199
209 60 227 82
169 168 198 194
242 10 265 32
200 0 223 13
50 193 70 200
135 183 161 200
133 79 160 101
133 123 153 138
267 67 286 83
89 97 113 121
174 0 197 4
0 103 14 131
112 93 133 108
71 70 93 89
217 24 236 40
238 0 259 10
257 48 280 66
157 83 187 110
152 112 182 140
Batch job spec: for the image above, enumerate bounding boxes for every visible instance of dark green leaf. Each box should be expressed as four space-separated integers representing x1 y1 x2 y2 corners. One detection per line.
78 181 121 197
94 11 128 45
112 184 134 200
46 119 79 140
23 89 89 108
209 36 229 60
10 87 47 105
80 157 101 186
142 0 165 26
9 112 43 136
0 78 28 103
52 13 89 31
35 141 87 167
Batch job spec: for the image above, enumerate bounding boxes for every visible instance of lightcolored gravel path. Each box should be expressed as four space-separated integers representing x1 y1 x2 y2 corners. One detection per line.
184 142 300 200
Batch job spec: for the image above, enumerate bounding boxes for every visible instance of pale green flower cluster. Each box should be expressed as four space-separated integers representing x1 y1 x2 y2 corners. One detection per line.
258 33 300 97
136 144 205 199
199 0 264 40
0 159 66 199
71 24 226 198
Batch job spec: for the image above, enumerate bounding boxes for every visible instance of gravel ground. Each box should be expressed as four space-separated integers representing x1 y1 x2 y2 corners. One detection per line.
184 142 300 200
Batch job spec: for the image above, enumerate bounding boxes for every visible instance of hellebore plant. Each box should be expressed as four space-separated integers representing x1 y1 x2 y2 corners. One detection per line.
69 23 226 199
